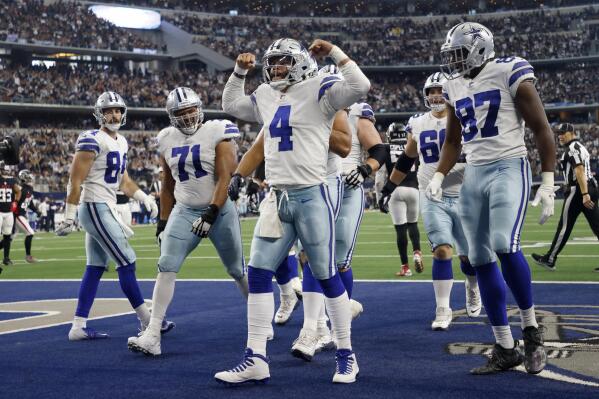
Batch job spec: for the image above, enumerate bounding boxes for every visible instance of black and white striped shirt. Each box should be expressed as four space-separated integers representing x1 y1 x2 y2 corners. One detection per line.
561 140 592 187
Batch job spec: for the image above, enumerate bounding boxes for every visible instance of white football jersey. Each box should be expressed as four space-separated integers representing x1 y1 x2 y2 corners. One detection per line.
443 56 535 165
342 102 375 174
77 129 128 204
157 120 240 208
327 152 341 176
407 112 465 197
250 75 343 187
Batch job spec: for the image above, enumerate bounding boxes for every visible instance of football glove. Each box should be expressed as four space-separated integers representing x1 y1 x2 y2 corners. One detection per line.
425 172 445 203
345 164 372 189
531 172 558 225
56 203 77 236
156 219 167 247
191 204 219 238
133 189 158 219
378 180 398 214
228 173 244 201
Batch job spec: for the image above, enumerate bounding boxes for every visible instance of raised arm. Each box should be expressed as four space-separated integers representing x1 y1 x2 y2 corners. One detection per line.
222 53 261 122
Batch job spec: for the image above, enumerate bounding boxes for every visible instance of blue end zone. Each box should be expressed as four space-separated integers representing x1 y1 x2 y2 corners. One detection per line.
0 281 598 399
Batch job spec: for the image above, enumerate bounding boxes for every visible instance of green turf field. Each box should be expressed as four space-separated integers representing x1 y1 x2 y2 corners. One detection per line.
1 200 597 281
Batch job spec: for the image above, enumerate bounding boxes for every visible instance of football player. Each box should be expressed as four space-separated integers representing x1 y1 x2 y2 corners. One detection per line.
376 122 422 277
115 190 132 228
429 23 555 374
0 165 20 266
215 38 370 384
15 169 38 263
378 73 481 331
56 91 170 341
127 87 249 356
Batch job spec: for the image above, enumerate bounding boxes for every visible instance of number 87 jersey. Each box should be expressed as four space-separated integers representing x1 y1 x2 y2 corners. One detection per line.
442 56 535 166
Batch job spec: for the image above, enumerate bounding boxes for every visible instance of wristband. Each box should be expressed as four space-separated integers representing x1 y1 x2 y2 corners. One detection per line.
541 171 554 187
234 64 249 77
64 203 77 220
328 46 350 65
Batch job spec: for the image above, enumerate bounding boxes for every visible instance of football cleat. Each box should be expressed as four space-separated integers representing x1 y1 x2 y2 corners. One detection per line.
470 342 524 375
315 321 334 352
291 328 319 361
160 320 176 335
431 307 452 331
594 267 599 273
3 258 12 266
522 326 547 374
350 299 363 320
531 253 555 271
413 250 424 273
25 255 38 263
274 293 299 325
128 330 161 356
465 278 482 317
68 326 109 341
396 264 412 277
333 349 359 383
214 348 270 386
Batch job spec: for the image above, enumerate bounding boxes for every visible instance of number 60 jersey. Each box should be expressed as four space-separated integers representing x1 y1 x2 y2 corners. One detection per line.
156 119 240 208
442 56 535 165
77 129 128 204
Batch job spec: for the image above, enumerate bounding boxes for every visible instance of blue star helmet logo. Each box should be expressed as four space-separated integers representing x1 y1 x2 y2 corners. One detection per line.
464 26 484 42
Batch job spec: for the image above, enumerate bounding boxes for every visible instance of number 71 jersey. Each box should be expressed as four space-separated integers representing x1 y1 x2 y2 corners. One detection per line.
442 56 535 166
156 119 240 208
77 129 128 204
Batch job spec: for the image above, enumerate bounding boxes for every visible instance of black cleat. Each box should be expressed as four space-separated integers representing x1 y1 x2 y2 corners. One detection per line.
594 267 599 273
522 326 547 374
2 258 12 266
470 342 524 375
531 253 555 271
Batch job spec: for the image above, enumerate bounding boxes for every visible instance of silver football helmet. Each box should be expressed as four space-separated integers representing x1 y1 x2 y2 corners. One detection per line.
94 91 127 132
166 87 204 135
18 169 33 184
423 72 447 113
386 122 408 144
440 22 495 80
262 38 318 90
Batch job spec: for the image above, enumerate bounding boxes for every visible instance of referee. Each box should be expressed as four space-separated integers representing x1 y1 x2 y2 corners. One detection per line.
532 123 599 271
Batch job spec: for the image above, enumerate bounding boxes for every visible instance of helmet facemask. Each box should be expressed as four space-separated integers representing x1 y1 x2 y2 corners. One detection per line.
440 45 474 80
98 107 126 132
170 106 203 135
424 88 446 113
263 54 295 90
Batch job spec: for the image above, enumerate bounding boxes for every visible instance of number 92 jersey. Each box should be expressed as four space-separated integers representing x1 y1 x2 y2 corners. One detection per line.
442 56 535 166
77 130 128 204
156 120 240 208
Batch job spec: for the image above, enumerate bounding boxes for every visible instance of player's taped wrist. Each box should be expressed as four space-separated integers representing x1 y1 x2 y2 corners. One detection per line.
133 189 148 202
203 204 219 223
234 64 249 77
541 171 554 188
328 45 349 65
431 172 445 186
64 203 77 220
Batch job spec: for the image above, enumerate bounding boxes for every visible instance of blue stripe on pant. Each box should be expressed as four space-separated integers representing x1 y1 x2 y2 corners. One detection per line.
78 202 135 268
335 183 364 268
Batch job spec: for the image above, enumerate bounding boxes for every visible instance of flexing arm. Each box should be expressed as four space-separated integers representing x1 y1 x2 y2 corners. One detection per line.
329 110 351 158
222 53 260 122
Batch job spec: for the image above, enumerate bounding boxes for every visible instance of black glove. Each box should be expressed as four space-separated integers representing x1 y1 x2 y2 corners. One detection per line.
156 219 167 246
378 181 398 214
191 204 219 238
228 173 244 201
345 164 372 189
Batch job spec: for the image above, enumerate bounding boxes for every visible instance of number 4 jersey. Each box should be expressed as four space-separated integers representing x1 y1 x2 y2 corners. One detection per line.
408 111 464 197
156 119 240 208
76 129 128 204
442 56 535 165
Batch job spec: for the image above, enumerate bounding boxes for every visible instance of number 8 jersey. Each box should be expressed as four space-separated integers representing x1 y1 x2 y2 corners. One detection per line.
77 129 128 204
442 56 535 165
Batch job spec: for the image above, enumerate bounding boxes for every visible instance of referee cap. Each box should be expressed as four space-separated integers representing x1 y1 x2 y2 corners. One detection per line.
556 123 574 135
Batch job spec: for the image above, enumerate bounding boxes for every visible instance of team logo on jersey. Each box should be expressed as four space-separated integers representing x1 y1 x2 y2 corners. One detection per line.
447 305 599 387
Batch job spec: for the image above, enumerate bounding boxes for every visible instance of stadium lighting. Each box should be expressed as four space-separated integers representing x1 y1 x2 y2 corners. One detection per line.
89 5 161 30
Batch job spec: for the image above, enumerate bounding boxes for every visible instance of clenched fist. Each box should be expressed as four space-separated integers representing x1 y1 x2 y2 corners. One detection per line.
308 39 334 58
236 53 256 70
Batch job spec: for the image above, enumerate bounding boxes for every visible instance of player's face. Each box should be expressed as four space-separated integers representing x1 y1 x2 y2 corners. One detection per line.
427 87 444 106
174 106 200 129
266 55 292 81
102 107 122 124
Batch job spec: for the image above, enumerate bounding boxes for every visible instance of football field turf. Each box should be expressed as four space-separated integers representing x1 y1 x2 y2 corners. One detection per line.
1 200 597 281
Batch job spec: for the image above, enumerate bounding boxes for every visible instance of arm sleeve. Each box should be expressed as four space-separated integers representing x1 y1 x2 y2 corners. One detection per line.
222 74 263 123
319 61 371 115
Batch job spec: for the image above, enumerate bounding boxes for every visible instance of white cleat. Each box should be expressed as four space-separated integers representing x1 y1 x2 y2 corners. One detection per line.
291 328 319 361
128 329 161 356
291 276 303 300
315 324 335 352
431 307 452 331
214 348 270 386
465 278 482 317
333 349 359 383
274 293 299 325
68 326 109 341
350 299 363 320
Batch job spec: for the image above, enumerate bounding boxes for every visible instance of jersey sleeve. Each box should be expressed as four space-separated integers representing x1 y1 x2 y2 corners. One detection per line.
76 131 100 155
405 116 415 135
214 119 241 146
568 142 587 168
318 62 371 115
505 57 536 98
155 128 170 156
357 102 375 122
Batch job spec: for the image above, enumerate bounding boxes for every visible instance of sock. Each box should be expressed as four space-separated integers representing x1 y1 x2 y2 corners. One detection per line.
148 271 176 333
25 235 33 256
319 273 351 350
247 266 275 356
497 251 534 311
317 298 328 329
338 266 354 299
407 222 421 252
274 255 298 285
235 275 249 299
302 263 323 331
394 224 409 265
432 258 453 308
117 263 147 324
475 261 511 346
3 234 11 259
519 305 538 329
74 265 105 319
73 316 87 329
492 325 515 349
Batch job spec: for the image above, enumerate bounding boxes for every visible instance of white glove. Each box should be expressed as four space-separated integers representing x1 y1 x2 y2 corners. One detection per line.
531 172 558 225
425 172 445 203
56 203 77 236
133 189 158 219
